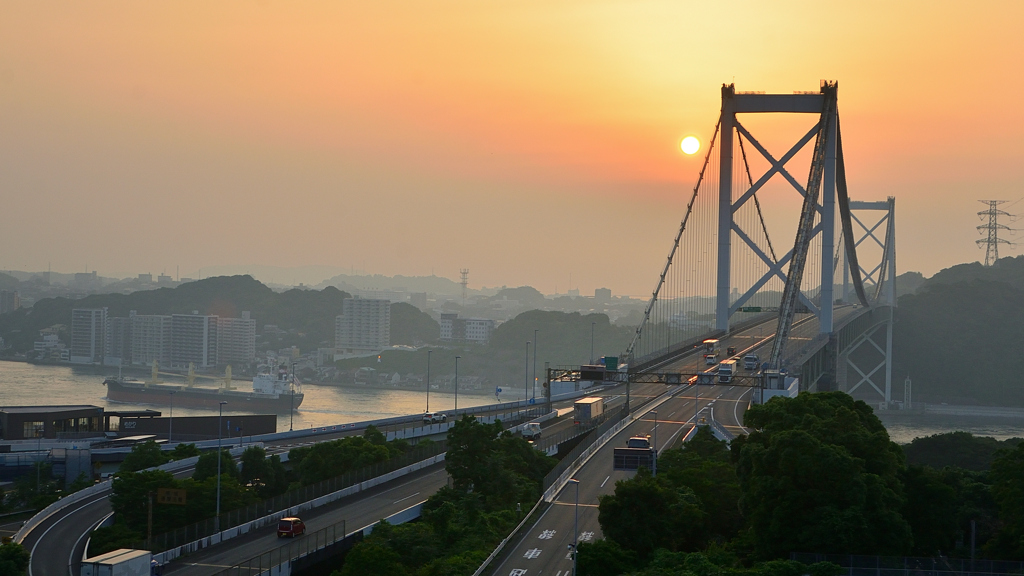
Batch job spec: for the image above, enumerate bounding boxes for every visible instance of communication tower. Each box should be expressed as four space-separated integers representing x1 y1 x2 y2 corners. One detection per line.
976 200 1015 266
459 269 469 304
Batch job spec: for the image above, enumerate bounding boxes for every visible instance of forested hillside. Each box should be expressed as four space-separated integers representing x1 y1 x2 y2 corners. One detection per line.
0 276 352 352
894 256 1024 406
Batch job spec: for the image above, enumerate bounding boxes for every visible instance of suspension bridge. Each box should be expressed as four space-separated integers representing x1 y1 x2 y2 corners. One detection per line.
622 80 899 406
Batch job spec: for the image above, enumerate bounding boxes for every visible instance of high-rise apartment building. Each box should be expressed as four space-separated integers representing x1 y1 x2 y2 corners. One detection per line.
70 308 107 364
104 315 133 366
335 298 390 353
218 311 256 365
131 314 173 366
171 313 218 368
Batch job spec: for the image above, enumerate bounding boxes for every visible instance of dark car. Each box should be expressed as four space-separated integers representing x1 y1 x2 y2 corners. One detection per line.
278 517 306 538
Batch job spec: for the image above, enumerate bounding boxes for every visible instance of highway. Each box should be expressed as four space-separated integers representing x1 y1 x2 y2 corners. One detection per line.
489 310 859 576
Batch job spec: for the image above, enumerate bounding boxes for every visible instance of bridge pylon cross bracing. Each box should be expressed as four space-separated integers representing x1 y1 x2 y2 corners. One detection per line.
624 81 899 408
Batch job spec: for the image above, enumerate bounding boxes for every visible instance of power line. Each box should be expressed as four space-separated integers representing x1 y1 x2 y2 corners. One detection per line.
976 200 1015 266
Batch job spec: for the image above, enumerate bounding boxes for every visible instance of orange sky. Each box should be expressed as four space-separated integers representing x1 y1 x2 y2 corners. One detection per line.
1 1 1022 295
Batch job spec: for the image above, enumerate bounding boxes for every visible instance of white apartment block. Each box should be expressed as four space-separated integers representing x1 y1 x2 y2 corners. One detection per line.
131 314 173 366
335 298 390 353
104 315 133 366
218 311 256 364
70 308 106 364
439 313 494 344
171 313 218 368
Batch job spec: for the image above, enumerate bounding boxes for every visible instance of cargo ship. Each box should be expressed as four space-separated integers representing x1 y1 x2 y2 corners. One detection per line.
103 363 304 413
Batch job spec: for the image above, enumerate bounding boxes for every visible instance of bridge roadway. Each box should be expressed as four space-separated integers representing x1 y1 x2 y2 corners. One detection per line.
491 309 859 576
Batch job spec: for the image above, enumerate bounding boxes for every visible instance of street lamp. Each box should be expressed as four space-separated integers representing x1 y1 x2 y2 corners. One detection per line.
216 401 227 532
568 478 580 576
651 411 658 477
290 362 297 432
426 349 432 413
168 391 174 443
525 341 530 401
454 356 461 414
532 330 538 402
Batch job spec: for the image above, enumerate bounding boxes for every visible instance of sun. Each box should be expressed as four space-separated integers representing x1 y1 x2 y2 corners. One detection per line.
681 136 700 155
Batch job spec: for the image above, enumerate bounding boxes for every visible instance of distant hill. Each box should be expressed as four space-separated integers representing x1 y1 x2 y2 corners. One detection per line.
0 272 19 292
0 275 351 353
894 257 1024 406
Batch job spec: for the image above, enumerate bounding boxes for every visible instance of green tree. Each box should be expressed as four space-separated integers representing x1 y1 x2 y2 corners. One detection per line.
170 443 201 460
903 432 1019 472
109 470 184 535
193 449 238 482
597 468 705 560
119 440 170 472
289 436 392 485
901 465 959 556
736 392 912 558
659 426 743 543
239 446 288 499
989 442 1024 557
335 539 408 576
577 539 639 576
445 415 555 508
0 542 29 576
181 474 257 524
86 524 144 557
363 424 386 446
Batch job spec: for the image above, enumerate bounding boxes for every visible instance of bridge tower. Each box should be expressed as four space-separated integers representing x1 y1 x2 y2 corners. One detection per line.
716 82 841 335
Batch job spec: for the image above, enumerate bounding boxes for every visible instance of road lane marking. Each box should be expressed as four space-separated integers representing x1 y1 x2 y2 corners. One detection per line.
600 475 610 488
539 530 556 539
525 548 542 559
394 492 421 504
553 502 598 508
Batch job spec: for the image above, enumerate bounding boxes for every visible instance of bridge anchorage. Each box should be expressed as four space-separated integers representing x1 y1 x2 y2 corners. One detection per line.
610 81 900 409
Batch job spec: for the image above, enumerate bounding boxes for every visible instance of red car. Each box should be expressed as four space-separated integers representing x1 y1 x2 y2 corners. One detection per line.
278 517 306 538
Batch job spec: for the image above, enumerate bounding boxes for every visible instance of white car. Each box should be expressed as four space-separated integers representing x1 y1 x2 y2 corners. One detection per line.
423 411 448 424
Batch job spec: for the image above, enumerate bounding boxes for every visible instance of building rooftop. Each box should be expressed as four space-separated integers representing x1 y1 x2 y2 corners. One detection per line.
0 405 102 414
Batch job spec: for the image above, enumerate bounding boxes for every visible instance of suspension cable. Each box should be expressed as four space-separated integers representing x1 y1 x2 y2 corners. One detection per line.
625 117 721 364
737 131 778 264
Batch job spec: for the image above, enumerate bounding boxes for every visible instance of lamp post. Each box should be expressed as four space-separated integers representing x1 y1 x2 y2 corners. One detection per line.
168 391 174 443
525 341 530 400
426 349 431 413
36 427 42 493
454 356 461 414
532 329 538 402
569 478 580 576
290 362 296 432
651 410 658 477
216 401 227 532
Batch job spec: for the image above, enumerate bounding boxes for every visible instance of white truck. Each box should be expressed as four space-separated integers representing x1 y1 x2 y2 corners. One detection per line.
743 354 760 371
80 549 152 576
718 359 736 384
573 397 605 425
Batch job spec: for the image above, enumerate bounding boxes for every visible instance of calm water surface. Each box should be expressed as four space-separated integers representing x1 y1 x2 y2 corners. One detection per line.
0 361 508 432
4 361 1024 442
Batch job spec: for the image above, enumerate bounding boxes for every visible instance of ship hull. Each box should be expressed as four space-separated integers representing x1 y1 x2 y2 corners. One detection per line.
103 379 304 412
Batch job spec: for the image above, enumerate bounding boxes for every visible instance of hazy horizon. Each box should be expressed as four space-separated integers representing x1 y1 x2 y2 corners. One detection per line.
2 2 1022 296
